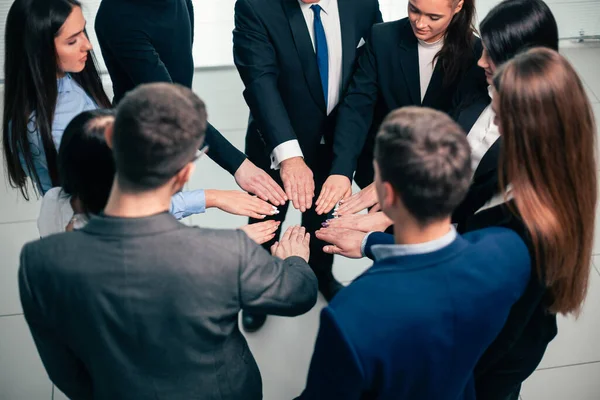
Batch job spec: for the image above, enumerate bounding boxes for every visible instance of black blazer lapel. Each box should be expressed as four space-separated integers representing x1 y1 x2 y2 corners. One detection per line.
397 26 420 105
457 99 490 134
338 0 356 84
474 137 501 181
282 0 327 112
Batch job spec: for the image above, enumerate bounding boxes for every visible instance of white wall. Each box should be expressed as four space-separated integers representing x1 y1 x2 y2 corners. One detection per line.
0 0 598 79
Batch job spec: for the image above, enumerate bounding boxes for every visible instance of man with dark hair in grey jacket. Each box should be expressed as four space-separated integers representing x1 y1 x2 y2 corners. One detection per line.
18 83 318 400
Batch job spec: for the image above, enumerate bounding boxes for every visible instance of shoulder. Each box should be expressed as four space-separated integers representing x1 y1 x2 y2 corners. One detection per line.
372 18 410 36
463 226 531 266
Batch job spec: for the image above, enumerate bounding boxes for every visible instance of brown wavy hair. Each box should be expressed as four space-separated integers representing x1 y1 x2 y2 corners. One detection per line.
493 48 597 315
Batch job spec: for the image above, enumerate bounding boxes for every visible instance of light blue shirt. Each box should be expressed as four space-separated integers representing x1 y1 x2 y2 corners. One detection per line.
19 74 206 218
369 226 457 261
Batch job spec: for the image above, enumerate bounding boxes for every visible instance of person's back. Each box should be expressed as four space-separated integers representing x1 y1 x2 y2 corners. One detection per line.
20 83 318 400
21 217 316 399
300 107 530 399
320 227 529 399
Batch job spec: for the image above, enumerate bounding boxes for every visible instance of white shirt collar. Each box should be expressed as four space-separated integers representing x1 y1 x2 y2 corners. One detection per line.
371 226 457 262
298 0 331 15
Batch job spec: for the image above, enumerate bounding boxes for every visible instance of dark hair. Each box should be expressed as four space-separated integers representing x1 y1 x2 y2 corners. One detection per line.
112 83 207 192
493 48 596 315
480 0 558 66
437 0 477 85
58 109 115 216
2 0 111 200
374 107 472 224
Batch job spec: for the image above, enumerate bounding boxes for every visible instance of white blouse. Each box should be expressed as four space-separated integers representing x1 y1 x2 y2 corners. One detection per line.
37 187 89 237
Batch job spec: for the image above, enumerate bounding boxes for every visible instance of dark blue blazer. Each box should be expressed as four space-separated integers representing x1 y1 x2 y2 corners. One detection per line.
299 228 530 400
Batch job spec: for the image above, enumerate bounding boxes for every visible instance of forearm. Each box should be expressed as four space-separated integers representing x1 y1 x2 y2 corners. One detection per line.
204 122 247 175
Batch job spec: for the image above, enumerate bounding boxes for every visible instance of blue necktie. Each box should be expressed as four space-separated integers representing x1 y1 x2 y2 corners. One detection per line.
311 4 329 108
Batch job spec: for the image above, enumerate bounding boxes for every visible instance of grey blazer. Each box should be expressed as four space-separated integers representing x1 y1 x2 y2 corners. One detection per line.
19 212 318 400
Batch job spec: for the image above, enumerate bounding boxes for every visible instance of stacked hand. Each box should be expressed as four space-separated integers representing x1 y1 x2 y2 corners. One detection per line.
315 227 367 259
240 220 280 244
322 212 392 233
234 159 287 206
271 225 311 262
205 189 280 219
315 175 352 215
280 157 315 212
335 183 379 216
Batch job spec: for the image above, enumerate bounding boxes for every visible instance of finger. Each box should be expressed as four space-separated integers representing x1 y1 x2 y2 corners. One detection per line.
368 203 382 214
315 227 337 243
249 196 277 214
296 226 306 243
270 242 279 254
264 180 286 206
298 177 308 212
257 233 276 245
306 178 315 210
304 232 311 246
281 226 294 243
248 211 267 219
320 189 340 215
336 198 366 216
291 179 300 211
283 177 296 209
252 183 271 203
315 185 329 209
289 225 301 243
323 245 341 255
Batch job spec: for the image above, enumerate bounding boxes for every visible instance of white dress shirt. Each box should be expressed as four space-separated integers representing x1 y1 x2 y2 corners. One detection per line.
466 87 501 173
417 37 443 103
270 0 343 169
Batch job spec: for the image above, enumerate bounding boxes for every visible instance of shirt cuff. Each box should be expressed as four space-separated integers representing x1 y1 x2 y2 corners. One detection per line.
270 140 304 170
170 189 206 220
360 231 374 258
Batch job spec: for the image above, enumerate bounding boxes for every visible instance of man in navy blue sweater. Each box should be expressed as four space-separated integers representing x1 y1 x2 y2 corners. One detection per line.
298 107 531 400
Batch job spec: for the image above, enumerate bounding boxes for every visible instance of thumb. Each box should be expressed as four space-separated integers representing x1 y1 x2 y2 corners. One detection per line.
323 245 341 255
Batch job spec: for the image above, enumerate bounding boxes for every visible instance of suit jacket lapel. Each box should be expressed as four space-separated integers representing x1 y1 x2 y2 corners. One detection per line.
282 0 327 111
457 99 490 134
397 31 420 105
338 0 356 84
474 138 501 181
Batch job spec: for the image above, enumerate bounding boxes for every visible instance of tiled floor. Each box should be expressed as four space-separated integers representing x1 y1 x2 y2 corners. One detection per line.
1 43 599 400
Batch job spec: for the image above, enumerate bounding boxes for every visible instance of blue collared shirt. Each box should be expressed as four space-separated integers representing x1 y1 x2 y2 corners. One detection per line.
18 74 206 218
368 226 457 261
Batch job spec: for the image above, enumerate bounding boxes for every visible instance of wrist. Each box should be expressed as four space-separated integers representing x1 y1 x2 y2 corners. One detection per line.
376 212 393 231
205 189 219 208
281 156 304 169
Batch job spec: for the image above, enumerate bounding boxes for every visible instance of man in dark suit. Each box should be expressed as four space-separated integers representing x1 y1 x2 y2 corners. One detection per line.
95 0 287 205
302 107 530 399
233 0 382 331
19 83 318 400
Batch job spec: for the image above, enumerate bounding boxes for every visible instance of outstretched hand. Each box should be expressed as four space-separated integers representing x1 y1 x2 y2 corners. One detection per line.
315 175 352 215
234 159 287 206
315 227 367 259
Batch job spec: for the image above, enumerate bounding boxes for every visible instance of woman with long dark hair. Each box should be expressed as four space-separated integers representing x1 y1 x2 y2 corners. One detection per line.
314 0 486 215
2 0 280 220
3 0 110 199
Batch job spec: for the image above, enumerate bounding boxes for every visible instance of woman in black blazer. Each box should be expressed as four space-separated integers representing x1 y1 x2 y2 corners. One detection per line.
317 0 487 215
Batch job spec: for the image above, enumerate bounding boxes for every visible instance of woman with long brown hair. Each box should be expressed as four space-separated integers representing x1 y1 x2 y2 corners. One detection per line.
462 47 597 399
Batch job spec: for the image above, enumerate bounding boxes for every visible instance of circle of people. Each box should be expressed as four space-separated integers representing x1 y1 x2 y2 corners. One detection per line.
3 0 597 399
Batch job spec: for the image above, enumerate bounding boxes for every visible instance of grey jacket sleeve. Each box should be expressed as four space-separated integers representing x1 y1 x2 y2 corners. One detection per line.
236 231 318 316
18 244 94 400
